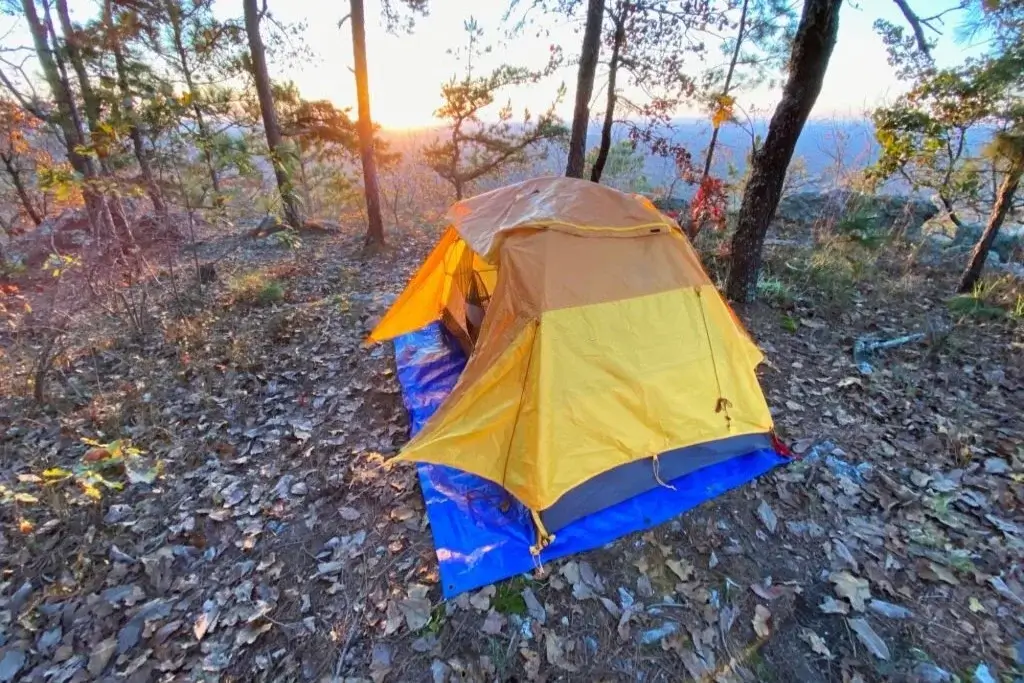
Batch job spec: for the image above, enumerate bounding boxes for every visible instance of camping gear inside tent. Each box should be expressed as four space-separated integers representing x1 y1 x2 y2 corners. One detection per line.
370 177 788 597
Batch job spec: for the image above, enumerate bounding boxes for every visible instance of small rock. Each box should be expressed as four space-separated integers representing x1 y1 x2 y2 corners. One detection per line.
290 481 308 496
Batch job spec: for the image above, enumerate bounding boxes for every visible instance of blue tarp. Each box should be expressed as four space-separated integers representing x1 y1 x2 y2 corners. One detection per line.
393 322 787 598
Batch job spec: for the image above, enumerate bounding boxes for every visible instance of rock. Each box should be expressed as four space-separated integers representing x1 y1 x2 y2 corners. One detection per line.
777 190 938 237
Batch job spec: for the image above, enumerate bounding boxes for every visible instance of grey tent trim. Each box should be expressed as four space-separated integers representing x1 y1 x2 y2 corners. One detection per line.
539 432 773 532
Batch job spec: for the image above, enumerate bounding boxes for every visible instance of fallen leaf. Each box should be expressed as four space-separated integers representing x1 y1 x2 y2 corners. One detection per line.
520 647 541 681
847 618 890 660
482 610 505 635
666 558 694 582
469 585 495 611
757 500 778 533
819 597 850 615
830 571 871 611
522 588 546 624
544 632 578 672
87 637 117 676
752 605 772 638
339 506 362 521
398 597 432 631
968 597 987 613
799 628 833 659
921 562 960 586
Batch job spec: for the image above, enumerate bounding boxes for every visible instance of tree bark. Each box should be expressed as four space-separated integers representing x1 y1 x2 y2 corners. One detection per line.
590 10 624 184
105 0 166 217
243 0 302 229
725 0 843 303
1 152 43 226
958 164 1021 293
350 0 386 248
566 0 605 179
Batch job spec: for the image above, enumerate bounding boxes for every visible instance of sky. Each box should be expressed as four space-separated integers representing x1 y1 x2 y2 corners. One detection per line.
0 0 979 130
264 0 976 129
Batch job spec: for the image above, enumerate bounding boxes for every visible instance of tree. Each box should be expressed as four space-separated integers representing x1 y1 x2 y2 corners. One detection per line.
0 98 45 227
956 0 1023 292
725 0 842 303
349 0 385 248
424 18 567 200
960 131 1023 292
589 0 625 183
566 0 605 179
243 0 302 228
101 0 166 215
868 66 993 228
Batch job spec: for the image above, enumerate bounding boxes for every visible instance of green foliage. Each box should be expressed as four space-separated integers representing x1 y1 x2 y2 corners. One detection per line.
583 140 649 192
835 207 887 249
948 275 1024 321
492 577 529 615
423 18 567 199
756 275 793 306
228 272 285 306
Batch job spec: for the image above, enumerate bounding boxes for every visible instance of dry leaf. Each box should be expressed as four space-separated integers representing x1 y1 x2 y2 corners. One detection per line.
819 596 850 615
544 632 578 672
520 647 541 681
752 605 772 638
830 571 871 611
666 558 694 582
482 610 505 635
799 628 833 659
469 585 495 611
847 618 890 660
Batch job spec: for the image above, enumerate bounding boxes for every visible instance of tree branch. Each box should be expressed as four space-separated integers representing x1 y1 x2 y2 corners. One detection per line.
892 0 932 58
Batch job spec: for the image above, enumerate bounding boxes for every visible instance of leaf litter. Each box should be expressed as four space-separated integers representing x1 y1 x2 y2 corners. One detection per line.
0 222 1021 681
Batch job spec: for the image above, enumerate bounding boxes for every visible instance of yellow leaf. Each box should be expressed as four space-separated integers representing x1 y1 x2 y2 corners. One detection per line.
18 518 34 534
711 94 736 129
42 467 72 479
968 597 986 613
80 481 101 501
14 492 38 503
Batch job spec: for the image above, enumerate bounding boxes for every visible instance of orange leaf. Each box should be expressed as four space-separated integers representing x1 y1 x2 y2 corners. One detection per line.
18 518 34 533
83 447 112 463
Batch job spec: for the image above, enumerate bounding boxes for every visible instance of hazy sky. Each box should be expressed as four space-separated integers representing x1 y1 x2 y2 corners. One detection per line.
266 0 974 128
1 0 976 130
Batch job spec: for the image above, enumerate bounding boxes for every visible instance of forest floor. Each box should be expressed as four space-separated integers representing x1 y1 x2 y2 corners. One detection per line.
0 215 1023 683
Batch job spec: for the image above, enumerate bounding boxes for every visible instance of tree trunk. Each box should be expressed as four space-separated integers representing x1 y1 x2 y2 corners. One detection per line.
105 0 166 216
1 152 43 226
243 0 302 229
55 0 106 172
350 0 386 248
725 0 843 303
590 11 624 184
701 0 749 180
167 0 221 197
566 0 605 179
22 0 108 232
958 164 1021 293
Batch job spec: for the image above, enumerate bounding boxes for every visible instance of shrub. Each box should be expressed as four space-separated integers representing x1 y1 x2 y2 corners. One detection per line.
228 272 285 306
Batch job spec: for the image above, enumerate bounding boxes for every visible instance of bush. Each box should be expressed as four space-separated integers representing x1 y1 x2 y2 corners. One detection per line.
947 276 1024 321
228 272 285 306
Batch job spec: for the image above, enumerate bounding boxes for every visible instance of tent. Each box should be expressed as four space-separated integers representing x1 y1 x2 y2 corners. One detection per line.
371 177 787 596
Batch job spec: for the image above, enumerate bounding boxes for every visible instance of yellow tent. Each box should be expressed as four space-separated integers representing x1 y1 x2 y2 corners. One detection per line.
370 177 774 548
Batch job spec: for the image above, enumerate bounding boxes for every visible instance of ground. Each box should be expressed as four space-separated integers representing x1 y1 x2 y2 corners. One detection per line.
0 215 1022 683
